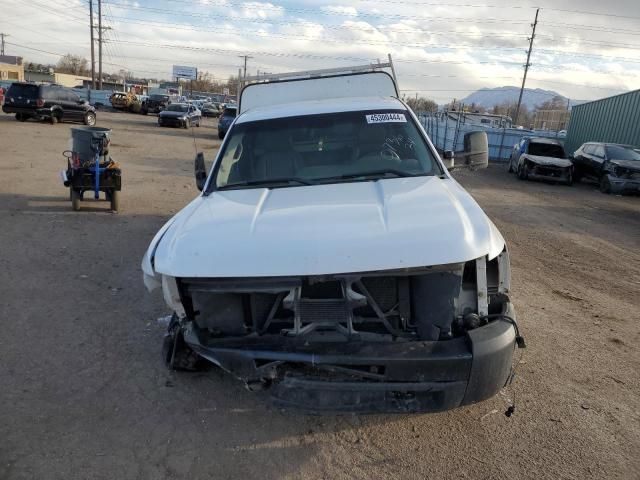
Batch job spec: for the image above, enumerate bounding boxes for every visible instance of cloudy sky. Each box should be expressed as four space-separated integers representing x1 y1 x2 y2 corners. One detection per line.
2 0 639 102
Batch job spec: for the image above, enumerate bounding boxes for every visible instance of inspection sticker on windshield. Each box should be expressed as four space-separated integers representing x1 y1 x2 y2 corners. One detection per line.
366 113 407 124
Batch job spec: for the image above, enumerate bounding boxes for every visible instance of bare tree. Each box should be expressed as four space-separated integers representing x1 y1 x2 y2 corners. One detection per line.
406 96 438 113
536 95 567 111
56 54 89 76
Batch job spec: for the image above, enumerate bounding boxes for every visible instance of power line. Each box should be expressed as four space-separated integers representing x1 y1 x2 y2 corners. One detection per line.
96 7 640 53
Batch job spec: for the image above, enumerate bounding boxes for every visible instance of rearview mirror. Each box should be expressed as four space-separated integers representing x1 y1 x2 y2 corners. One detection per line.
194 152 207 191
457 131 489 170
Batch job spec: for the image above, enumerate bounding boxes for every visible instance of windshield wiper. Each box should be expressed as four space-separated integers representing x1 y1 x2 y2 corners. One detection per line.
217 177 316 190
317 169 423 182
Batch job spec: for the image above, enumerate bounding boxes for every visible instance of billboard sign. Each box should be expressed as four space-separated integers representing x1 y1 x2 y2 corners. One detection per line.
172 65 197 80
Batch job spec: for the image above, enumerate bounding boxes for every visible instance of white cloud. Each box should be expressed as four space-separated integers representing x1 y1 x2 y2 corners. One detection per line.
239 2 285 19
321 5 358 17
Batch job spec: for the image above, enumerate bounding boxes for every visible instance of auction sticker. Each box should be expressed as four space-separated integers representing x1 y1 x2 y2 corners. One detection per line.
366 113 407 124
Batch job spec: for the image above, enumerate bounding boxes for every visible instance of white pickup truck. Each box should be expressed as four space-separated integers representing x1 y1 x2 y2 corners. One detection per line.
142 66 524 413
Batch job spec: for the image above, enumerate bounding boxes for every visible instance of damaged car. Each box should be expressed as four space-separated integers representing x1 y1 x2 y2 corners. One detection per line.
572 142 640 195
508 137 573 185
142 68 524 413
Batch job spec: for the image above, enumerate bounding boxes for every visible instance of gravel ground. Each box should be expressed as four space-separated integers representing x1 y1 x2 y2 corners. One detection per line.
0 111 638 480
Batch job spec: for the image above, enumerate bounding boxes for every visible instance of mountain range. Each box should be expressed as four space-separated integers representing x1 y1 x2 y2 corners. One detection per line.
459 86 587 110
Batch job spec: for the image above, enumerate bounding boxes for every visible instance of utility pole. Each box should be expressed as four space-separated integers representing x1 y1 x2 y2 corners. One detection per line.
0 33 8 56
98 0 103 89
89 1 95 89
514 8 539 126
239 55 252 80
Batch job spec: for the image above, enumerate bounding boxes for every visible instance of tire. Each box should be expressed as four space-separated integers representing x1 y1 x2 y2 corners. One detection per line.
599 176 611 194
196 119 201 127
71 189 81 211
141 108 148 115
16 113 28 122
184 119 190 129
84 112 96 126
572 169 583 183
507 159 514 173
517 163 526 180
565 170 573 186
50 113 59 125
109 190 120 212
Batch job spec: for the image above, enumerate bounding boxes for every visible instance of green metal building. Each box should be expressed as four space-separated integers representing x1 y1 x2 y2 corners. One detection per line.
565 89 640 155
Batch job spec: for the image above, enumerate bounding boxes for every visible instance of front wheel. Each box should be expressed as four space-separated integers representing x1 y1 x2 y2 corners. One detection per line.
565 170 573 186
507 159 514 173
84 112 96 126
184 119 190 129
599 176 611 194
517 163 528 180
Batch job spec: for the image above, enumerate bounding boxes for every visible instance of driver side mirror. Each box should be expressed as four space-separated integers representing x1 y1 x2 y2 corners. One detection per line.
442 150 455 170
194 152 207 191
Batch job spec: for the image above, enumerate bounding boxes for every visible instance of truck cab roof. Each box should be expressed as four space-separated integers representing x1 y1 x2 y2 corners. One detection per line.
236 96 406 124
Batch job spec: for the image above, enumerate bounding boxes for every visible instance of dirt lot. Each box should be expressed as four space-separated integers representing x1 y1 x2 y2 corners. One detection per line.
0 111 638 480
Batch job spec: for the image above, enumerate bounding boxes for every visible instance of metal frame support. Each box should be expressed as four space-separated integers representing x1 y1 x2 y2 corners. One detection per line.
242 61 394 84
476 257 489 316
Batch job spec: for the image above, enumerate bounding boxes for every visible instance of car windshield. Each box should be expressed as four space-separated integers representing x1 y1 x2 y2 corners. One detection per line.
528 141 566 158
150 94 169 101
222 108 237 117
606 145 640 161
166 104 188 112
210 109 441 191
7 84 39 98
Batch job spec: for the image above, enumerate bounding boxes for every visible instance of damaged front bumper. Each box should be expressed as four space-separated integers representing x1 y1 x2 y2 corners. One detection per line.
606 174 640 194
527 164 572 184
181 309 516 413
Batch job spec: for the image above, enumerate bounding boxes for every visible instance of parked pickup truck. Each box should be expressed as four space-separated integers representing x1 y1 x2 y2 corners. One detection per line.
142 67 524 413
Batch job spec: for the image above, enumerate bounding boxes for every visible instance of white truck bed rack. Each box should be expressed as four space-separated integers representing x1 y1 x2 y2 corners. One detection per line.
243 56 397 85
238 55 399 114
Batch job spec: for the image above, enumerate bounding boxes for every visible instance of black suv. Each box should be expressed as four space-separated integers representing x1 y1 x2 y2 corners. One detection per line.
572 142 640 194
142 93 177 115
2 83 96 125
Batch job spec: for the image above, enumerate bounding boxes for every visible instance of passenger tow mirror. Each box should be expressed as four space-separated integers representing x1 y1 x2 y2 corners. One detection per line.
194 152 207 191
458 131 489 170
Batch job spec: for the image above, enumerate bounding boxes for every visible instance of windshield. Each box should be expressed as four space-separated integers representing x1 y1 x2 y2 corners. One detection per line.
166 104 188 112
150 94 169 101
222 108 237 117
210 109 441 191
528 141 566 158
606 145 640 161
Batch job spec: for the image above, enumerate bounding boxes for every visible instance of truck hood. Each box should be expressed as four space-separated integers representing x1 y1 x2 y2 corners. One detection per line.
524 154 572 168
609 159 640 173
149 176 505 277
159 111 187 118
